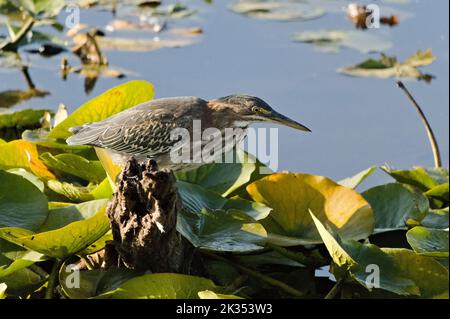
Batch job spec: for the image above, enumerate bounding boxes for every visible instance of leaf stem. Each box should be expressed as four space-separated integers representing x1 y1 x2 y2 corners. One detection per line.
324 278 345 299
202 251 305 298
396 81 442 168
267 243 326 267
44 259 64 299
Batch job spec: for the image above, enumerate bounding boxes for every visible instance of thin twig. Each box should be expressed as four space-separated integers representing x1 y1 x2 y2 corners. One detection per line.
202 251 305 298
396 81 442 168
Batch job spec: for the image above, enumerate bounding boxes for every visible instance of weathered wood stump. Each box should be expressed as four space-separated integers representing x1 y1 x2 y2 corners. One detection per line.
103 158 194 273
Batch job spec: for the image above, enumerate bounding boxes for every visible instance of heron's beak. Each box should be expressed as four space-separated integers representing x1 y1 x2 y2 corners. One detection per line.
266 111 311 132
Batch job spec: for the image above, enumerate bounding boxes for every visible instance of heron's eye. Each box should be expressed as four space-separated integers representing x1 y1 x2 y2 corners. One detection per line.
252 106 261 113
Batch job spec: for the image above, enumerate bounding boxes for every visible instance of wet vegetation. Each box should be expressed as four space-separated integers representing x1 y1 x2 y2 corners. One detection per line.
0 0 448 299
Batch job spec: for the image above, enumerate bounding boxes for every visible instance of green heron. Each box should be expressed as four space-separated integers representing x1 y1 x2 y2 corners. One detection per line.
66 95 310 171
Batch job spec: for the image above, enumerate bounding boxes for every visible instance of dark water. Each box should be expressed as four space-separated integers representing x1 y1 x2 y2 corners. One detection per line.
1 0 448 187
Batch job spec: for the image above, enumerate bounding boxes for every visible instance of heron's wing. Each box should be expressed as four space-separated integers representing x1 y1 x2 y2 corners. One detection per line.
67 109 193 157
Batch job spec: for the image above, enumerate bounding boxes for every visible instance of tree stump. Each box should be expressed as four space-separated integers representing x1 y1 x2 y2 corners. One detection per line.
103 158 194 273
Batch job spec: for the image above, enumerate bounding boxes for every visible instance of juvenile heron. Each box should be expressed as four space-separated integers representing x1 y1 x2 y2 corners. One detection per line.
66 95 310 171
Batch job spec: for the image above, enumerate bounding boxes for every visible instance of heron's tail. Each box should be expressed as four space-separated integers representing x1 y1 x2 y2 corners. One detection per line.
66 124 103 146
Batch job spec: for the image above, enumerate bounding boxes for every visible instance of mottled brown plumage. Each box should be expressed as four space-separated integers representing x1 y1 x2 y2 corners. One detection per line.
66 95 310 170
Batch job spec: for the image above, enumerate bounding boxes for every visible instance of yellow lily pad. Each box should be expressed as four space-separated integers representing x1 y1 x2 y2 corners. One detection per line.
247 173 374 245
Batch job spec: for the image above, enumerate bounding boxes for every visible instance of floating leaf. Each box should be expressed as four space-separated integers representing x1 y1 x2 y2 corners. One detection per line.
6 168 44 192
0 140 55 179
59 266 139 299
0 170 48 230
176 149 262 196
338 50 436 81
38 199 109 232
362 183 430 232
40 152 106 183
177 181 268 252
338 166 377 189
407 227 449 258
46 180 96 202
230 0 325 21
0 109 50 129
381 166 447 191
293 29 392 53
97 273 217 299
178 207 267 252
420 208 449 229
247 173 374 246
0 207 109 259
49 80 155 141
311 212 448 298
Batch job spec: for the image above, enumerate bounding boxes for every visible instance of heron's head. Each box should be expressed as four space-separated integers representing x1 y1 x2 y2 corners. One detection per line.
211 95 311 132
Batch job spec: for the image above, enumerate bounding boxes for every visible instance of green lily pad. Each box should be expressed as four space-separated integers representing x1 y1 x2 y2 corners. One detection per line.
59 266 139 299
311 212 449 298
176 149 261 196
178 208 267 252
0 139 55 179
381 166 447 191
362 183 430 233
338 50 436 81
40 152 106 184
338 166 377 189
49 80 155 141
293 29 392 54
46 180 96 202
97 273 217 299
0 206 109 259
0 170 48 230
177 180 271 221
407 227 449 258
0 109 50 129
6 168 44 192
246 173 374 246
38 199 109 232
230 0 325 21
425 183 449 203
420 208 449 229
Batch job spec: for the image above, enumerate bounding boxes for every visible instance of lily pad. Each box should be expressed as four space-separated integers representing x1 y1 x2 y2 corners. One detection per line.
0 206 109 259
40 152 106 184
178 208 267 252
176 149 260 196
0 140 55 179
0 109 50 129
420 208 449 229
362 183 430 233
230 0 325 21
293 29 392 54
38 199 109 232
406 227 449 258
177 180 271 221
338 166 377 189
6 168 44 192
49 80 155 141
97 273 217 299
246 173 374 246
46 180 96 202
311 212 449 298
0 170 48 230
381 166 447 191
338 50 436 81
